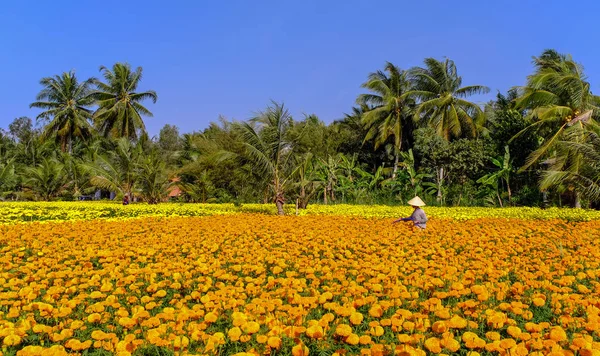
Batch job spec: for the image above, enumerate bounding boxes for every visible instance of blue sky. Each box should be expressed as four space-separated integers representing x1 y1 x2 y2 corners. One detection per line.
1 0 598 136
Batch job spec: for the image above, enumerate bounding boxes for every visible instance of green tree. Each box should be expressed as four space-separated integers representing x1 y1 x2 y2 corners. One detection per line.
539 123 600 206
84 138 142 199
514 50 600 207
410 58 490 140
514 50 600 169
477 146 513 206
158 124 182 155
8 117 36 144
357 62 415 177
30 72 95 152
317 154 342 204
0 159 17 199
396 149 432 198
291 153 321 209
137 150 171 204
24 158 67 200
331 105 386 170
233 102 294 215
91 63 157 139
177 171 214 203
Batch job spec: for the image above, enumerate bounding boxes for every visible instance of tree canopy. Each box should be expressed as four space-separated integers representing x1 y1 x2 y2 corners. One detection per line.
2 51 600 209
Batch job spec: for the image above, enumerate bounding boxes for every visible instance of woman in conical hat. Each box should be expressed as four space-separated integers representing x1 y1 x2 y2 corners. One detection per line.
393 196 427 229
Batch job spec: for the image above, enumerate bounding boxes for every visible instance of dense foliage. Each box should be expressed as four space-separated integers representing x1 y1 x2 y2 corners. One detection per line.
2 51 600 211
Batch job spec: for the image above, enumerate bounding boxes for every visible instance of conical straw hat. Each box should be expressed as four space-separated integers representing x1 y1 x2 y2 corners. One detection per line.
407 196 426 207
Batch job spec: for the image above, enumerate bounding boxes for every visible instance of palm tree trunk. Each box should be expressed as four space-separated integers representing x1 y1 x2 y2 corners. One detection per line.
392 152 399 179
276 200 284 215
437 167 444 204
574 190 581 209
274 175 285 215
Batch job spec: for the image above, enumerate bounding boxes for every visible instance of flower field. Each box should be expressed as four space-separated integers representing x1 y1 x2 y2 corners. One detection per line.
2 202 600 224
1 205 600 355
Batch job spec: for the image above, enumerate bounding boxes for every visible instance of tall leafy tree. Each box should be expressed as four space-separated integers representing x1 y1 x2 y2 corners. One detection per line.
477 146 513 206
84 138 142 198
291 153 322 209
515 50 600 170
539 123 600 206
90 63 157 139
410 58 489 140
233 102 294 215
0 159 17 199
30 72 95 152
137 149 171 204
357 62 414 177
24 158 68 200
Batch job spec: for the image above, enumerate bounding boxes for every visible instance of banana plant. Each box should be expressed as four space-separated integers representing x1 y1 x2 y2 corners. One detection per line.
477 146 513 206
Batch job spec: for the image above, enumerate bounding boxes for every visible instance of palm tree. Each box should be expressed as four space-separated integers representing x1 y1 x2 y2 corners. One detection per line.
30 72 95 152
90 63 157 139
137 150 171 204
410 58 490 140
539 123 600 207
291 153 322 209
514 50 600 171
233 102 294 215
0 160 17 199
84 138 142 199
357 62 414 178
177 171 214 203
317 154 342 204
24 158 68 200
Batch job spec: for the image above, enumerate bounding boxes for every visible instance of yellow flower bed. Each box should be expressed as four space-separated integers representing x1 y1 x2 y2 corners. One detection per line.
0 215 599 355
1 201 600 224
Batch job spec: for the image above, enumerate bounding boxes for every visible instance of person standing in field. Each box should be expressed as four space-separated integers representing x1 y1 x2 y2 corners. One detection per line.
393 196 427 229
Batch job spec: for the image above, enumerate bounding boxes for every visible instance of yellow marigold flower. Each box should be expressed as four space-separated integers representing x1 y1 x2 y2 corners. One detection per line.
368 304 383 318
91 330 107 340
242 321 260 334
87 313 102 323
267 336 281 349
359 335 372 345
292 343 309 356
3 334 22 346
442 337 461 352
486 331 501 341
432 321 447 333
173 336 189 349
532 297 545 306
507 326 522 338
549 327 567 342
424 337 442 354
118 317 136 329
205 312 218 323
228 327 242 341
335 324 353 337
369 325 384 337
345 333 360 345
350 312 364 325
306 324 324 339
